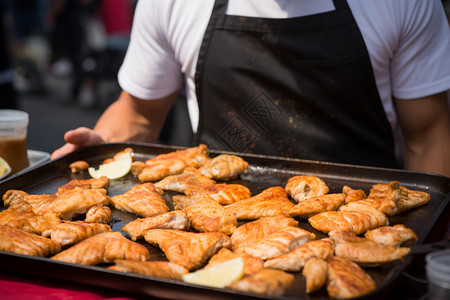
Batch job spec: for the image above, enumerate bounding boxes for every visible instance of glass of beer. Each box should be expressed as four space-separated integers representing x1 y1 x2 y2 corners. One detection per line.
0 109 30 175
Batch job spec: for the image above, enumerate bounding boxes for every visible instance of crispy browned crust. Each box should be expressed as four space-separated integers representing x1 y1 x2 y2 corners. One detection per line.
326 256 376 299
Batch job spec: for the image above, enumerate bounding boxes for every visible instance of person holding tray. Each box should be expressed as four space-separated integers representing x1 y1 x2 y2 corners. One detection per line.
51 0 450 177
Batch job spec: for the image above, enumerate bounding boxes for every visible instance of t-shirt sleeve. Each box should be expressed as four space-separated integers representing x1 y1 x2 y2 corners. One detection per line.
118 0 183 100
390 0 450 99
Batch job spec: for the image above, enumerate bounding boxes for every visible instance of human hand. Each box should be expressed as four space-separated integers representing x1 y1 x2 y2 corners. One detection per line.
50 127 105 159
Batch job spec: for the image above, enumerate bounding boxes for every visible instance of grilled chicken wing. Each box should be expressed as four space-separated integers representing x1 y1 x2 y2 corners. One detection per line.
302 258 328 294
224 186 294 220
154 167 216 193
0 203 61 235
399 186 431 212
264 238 335 272
342 185 367 203
122 210 189 241
326 256 376 299
365 181 431 216
230 215 298 253
205 248 264 275
243 227 316 260
288 193 346 218
143 229 231 271
364 224 418 247
56 176 110 195
42 220 111 246
309 204 388 235
84 204 112 224
199 154 249 181
108 260 189 280
185 183 251 205
51 231 150 265
31 187 109 220
285 175 329 203
2 190 55 210
138 145 209 182
109 183 169 217
0 225 61 257
184 195 237 236
229 268 294 296
329 230 411 266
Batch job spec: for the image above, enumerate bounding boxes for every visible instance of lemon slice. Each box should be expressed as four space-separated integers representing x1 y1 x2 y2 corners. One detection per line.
0 157 12 180
88 152 132 179
182 257 244 288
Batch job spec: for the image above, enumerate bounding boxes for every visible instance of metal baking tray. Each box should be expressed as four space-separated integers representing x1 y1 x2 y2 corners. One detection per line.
0 143 449 300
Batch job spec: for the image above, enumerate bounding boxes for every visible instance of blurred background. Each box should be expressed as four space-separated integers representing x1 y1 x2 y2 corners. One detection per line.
0 0 449 156
0 0 137 154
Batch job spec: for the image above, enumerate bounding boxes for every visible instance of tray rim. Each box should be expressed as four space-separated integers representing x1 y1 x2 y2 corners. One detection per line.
0 142 448 300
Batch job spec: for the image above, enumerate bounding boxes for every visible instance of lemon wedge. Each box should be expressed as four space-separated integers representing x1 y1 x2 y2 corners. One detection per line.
182 257 244 288
88 152 132 179
0 157 12 180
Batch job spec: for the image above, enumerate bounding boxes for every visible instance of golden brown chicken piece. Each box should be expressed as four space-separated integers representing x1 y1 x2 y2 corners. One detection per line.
154 167 216 193
84 204 112 224
396 184 431 214
108 260 189 280
0 202 61 235
2 190 53 209
130 161 146 177
110 147 135 161
365 181 431 216
185 183 251 205
224 186 294 220
230 215 298 253
31 187 109 220
342 185 367 203
364 224 418 247
205 248 264 275
0 225 61 257
143 229 231 271
285 175 329 203
288 193 346 218
199 154 249 181
184 195 237 236
309 204 388 235
229 268 294 296
42 220 112 246
69 160 90 173
122 210 189 241
302 258 328 294
264 238 335 272
56 176 110 195
329 230 411 266
243 227 316 260
109 183 169 217
138 145 209 182
51 231 150 265
326 256 376 299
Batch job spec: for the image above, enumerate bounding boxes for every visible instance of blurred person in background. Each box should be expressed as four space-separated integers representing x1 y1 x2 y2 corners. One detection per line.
47 0 101 106
52 0 450 177
8 0 47 96
77 0 134 108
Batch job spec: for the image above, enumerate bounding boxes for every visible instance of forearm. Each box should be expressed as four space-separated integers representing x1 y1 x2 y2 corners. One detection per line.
403 131 450 177
94 90 178 143
397 92 450 177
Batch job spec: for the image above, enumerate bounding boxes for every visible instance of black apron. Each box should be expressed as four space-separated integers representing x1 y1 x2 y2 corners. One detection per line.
194 0 398 168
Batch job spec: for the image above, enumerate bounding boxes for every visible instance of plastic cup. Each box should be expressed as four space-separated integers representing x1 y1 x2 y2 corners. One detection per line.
426 249 450 300
0 109 30 175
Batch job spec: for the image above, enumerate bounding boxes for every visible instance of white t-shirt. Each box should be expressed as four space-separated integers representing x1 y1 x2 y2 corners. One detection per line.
118 0 450 134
